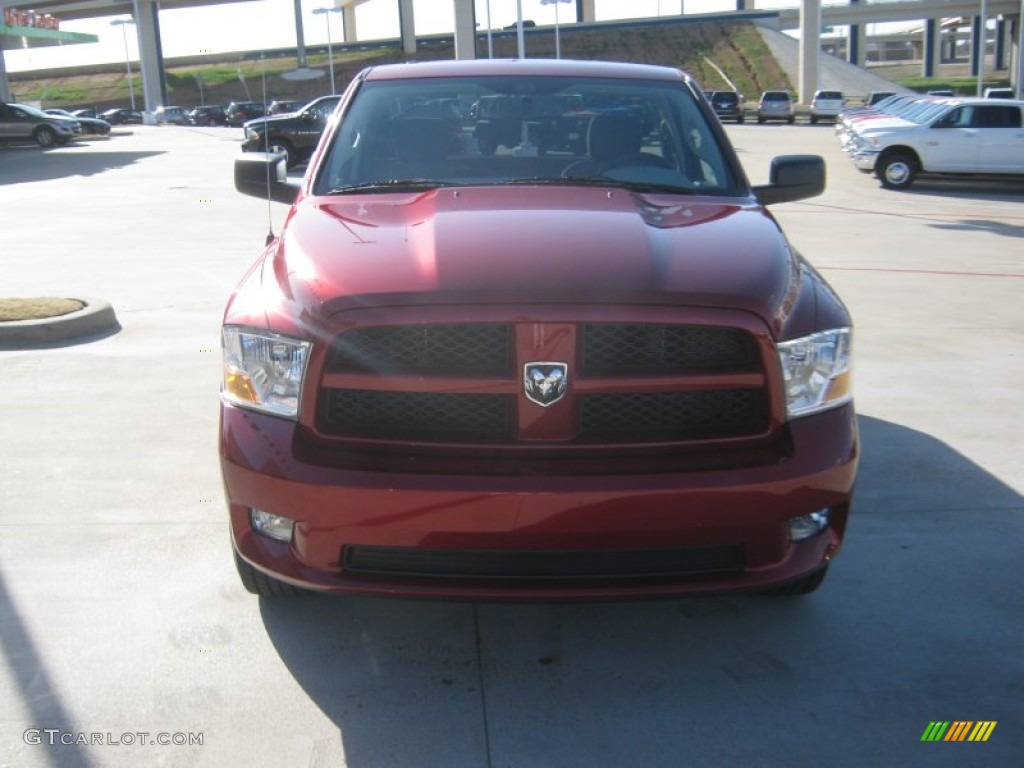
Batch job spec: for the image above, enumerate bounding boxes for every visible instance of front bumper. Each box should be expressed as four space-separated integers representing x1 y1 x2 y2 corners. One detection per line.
851 150 879 171
221 402 858 599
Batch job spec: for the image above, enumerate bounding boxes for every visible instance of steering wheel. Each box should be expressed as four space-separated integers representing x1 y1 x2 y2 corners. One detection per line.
562 152 672 178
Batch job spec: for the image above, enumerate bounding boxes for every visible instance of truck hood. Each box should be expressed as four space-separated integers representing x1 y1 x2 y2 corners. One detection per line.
268 186 803 328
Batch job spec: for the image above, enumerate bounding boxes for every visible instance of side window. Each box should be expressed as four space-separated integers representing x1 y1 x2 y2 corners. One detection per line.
971 106 1022 129
936 107 971 128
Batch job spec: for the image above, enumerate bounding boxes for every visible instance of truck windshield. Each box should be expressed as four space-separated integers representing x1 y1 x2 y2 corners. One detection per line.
313 75 740 197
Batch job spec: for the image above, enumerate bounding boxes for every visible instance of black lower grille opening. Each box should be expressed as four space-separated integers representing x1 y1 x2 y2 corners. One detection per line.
326 324 512 376
582 323 759 376
578 389 768 442
343 545 743 581
320 389 514 442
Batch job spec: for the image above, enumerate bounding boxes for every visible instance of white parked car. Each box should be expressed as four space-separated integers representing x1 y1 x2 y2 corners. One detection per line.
848 98 1024 189
810 90 844 124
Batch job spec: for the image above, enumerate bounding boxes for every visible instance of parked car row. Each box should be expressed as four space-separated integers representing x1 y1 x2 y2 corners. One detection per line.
836 93 1024 189
704 89 847 125
0 102 158 147
0 102 82 146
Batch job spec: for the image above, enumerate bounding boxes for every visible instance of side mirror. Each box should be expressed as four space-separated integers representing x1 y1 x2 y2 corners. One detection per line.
234 152 299 205
754 155 825 205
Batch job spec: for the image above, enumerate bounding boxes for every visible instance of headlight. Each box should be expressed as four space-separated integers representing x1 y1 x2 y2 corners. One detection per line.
245 127 260 141
777 328 852 419
222 327 311 419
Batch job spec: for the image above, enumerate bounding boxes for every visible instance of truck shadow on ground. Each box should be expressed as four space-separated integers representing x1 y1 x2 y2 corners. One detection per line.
901 178 1024 202
259 415 1023 768
0 146 164 185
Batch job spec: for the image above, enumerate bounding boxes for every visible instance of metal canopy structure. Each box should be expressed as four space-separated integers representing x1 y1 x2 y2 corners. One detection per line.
2 0 251 23
0 0 253 105
0 21 95 49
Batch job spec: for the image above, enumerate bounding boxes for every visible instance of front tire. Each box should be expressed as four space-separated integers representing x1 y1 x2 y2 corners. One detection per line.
268 140 296 169
34 125 57 147
233 550 307 596
877 151 918 190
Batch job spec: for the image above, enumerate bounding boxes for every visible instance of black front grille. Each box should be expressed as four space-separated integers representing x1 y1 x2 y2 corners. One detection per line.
316 321 770 450
327 324 512 376
579 389 768 441
343 545 743 580
582 323 758 376
321 389 513 441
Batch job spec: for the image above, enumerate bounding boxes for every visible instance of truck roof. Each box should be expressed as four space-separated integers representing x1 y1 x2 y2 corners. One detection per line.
363 58 689 83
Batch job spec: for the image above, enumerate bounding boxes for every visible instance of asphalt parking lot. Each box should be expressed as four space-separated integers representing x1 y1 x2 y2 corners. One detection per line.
1 123 1022 768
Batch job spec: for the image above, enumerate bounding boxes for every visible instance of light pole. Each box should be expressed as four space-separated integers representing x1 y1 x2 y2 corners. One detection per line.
976 0 987 96
486 0 493 59
110 18 136 111
540 0 572 59
313 7 343 95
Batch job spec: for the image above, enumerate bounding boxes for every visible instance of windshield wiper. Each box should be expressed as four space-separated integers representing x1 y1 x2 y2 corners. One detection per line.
323 179 456 194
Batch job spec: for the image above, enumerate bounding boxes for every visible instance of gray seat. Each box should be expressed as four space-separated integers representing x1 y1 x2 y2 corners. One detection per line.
563 113 667 177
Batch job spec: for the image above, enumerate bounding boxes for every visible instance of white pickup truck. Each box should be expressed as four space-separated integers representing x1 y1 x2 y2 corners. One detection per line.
848 97 1024 189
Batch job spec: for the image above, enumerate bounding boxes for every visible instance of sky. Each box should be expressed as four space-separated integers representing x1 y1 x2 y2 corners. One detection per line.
4 0 830 73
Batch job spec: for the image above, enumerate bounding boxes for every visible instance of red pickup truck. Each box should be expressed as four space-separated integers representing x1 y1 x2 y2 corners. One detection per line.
223 59 857 599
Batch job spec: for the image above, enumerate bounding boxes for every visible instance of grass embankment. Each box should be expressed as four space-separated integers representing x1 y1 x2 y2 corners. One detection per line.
11 22 790 110
11 20 1009 111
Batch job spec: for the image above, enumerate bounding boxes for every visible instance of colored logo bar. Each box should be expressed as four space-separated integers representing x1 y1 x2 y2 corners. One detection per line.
921 721 997 742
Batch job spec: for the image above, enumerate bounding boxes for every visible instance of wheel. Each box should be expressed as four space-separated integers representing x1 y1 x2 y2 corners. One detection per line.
877 151 918 190
268 140 296 169
810 115 818 125
33 125 57 147
757 116 765 124
736 115 744 124
761 565 829 596
233 549 308 596
788 116 796 124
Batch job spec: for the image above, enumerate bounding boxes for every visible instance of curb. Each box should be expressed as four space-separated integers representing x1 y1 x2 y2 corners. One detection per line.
0 297 120 348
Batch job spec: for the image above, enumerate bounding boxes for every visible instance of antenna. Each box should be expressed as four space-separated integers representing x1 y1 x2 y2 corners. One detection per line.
260 52 275 246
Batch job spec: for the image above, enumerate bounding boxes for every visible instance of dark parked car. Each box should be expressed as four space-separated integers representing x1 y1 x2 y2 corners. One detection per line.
100 108 144 125
226 101 266 127
240 95 341 169
708 90 744 123
0 102 80 146
226 59 856 600
188 105 228 126
46 108 111 136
